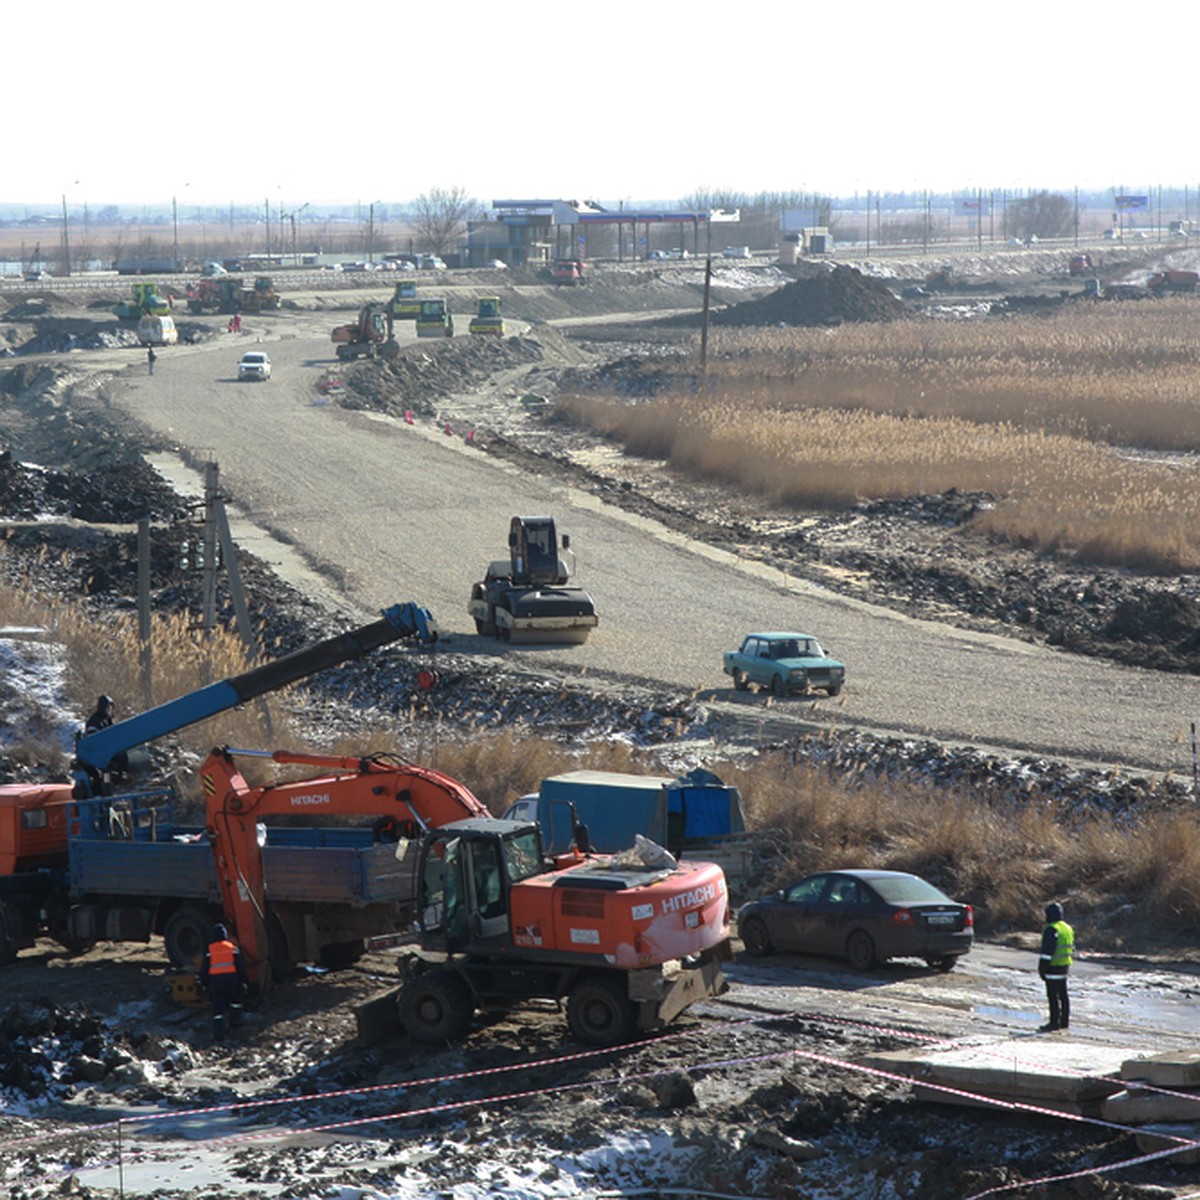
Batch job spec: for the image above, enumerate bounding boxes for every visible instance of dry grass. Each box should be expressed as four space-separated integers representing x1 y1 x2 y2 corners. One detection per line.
563 304 1200 572
2 567 1191 948
0 562 289 771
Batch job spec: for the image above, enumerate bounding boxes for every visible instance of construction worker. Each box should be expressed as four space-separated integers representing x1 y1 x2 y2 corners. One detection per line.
1038 901 1074 1032
84 694 115 734
200 923 248 1042
147 346 156 376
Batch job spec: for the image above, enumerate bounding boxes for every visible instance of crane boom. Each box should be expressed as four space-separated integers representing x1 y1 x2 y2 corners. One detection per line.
75 603 437 775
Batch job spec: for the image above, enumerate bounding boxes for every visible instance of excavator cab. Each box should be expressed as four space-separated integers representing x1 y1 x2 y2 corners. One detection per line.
418 819 545 950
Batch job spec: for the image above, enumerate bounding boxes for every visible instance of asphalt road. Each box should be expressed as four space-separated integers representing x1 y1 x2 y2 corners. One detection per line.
105 310 1200 777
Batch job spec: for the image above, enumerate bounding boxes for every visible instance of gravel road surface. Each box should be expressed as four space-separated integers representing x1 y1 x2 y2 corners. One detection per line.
101 309 1200 778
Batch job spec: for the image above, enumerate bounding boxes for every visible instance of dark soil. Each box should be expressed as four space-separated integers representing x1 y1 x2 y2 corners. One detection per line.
711 263 907 326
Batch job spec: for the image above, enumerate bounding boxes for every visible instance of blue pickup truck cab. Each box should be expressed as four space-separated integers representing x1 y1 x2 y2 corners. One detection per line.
723 631 846 698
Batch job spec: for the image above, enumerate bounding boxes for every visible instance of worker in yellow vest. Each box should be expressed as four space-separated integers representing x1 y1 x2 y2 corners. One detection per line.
200 923 248 1042
1038 901 1074 1032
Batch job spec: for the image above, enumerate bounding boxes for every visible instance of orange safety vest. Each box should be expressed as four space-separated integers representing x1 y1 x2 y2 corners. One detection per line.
208 939 238 975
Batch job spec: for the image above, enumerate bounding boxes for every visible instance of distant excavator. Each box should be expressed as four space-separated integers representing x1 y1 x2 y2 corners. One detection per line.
331 302 400 361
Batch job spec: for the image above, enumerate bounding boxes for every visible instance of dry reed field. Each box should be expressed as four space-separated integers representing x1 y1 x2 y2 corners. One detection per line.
7 570 1200 947
563 303 1200 572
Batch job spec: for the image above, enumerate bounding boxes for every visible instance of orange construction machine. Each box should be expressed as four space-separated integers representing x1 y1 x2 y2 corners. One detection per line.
204 745 731 1045
202 747 488 990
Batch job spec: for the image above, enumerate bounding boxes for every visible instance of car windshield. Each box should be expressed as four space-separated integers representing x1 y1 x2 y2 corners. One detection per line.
772 639 814 658
243 354 266 364
869 875 954 905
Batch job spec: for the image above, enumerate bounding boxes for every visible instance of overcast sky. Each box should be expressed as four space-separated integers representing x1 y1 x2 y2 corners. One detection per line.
11 2 1198 211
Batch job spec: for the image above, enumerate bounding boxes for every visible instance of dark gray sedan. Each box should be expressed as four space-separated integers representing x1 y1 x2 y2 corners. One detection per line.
737 869 973 972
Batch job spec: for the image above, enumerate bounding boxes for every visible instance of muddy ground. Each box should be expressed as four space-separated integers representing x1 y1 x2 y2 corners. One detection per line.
1 263 1198 1199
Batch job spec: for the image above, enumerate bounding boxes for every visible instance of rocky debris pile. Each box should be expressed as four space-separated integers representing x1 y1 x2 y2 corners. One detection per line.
791 727 1193 823
0 451 187 524
712 265 906 327
0 998 192 1102
336 335 546 418
295 648 710 750
779 491 1200 677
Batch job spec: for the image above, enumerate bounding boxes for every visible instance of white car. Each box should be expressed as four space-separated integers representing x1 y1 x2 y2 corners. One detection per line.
722 246 751 259
237 351 271 381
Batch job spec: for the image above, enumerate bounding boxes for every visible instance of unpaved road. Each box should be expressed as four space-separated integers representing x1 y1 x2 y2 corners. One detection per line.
96 307 1200 777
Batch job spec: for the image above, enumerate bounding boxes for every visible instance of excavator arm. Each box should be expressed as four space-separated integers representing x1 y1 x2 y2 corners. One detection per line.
202 747 488 991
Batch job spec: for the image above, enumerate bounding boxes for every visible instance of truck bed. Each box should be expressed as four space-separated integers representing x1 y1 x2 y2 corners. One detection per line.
66 793 419 907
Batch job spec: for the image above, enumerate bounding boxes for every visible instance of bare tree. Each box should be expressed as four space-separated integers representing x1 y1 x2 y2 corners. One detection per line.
1004 191 1074 241
413 186 483 255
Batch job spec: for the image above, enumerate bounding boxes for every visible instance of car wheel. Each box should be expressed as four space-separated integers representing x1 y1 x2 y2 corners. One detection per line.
926 955 958 973
733 670 749 692
740 917 773 957
401 969 475 1043
567 975 637 1047
770 674 786 698
827 684 842 697
846 930 876 971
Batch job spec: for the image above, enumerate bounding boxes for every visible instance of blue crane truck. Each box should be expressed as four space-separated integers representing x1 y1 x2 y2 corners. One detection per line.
0 602 438 970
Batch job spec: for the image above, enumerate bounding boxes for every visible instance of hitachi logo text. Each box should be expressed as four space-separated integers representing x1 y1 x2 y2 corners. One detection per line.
290 794 331 806
660 883 715 915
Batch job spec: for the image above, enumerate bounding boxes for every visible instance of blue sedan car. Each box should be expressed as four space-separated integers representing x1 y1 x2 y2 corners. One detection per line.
723 631 845 697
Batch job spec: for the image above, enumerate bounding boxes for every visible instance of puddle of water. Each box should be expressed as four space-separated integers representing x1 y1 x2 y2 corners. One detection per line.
976 1004 1039 1024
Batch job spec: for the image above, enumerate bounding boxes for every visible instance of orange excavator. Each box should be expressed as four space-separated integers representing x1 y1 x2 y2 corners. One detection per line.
203 744 732 1045
201 746 488 991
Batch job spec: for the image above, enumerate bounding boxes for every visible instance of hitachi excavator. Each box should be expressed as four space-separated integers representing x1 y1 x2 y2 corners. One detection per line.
204 740 731 1047
468 515 599 644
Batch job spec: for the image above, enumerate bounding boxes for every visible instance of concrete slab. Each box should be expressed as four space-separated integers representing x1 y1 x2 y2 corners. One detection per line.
1134 1123 1200 1166
1122 1048 1200 1088
863 1039 1131 1112
1104 1087 1200 1125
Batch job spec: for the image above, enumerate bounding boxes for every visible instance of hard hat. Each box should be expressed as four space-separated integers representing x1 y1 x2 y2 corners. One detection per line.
1045 902 1063 923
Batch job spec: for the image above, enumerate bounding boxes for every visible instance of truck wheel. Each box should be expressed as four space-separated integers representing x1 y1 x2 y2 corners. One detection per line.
0 907 16 967
401 969 474 1043
318 940 365 970
164 907 214 969
740 917 773 957
846 930 876 971
567 975 637 1047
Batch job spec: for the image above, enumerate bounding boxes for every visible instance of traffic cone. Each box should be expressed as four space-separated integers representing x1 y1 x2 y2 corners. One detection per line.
443 421 453 436
404 410 414 425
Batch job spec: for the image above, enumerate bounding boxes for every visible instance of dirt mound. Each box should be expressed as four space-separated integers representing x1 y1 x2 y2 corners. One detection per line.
713 265 906 327
335 334 545 417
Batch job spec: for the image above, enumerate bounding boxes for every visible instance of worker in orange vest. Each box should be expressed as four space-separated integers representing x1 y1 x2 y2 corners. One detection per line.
200 923 248 1041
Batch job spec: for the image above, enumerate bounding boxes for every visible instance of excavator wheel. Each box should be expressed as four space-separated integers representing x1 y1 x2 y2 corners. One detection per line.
400 968 475 1043
567 975 637 1047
